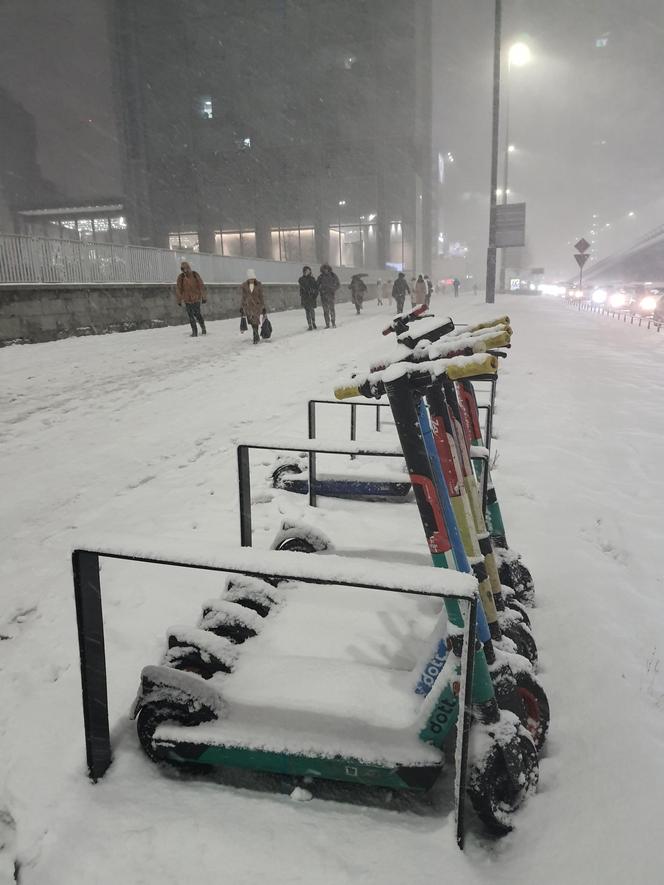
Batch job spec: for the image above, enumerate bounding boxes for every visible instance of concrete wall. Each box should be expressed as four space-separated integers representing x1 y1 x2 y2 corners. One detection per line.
0 282 347 345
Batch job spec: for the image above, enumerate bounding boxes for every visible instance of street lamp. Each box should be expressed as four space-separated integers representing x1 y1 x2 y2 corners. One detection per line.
499 41 531 293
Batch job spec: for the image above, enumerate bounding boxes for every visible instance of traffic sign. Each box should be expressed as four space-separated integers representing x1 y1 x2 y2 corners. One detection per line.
574 253 590 268
574 238 591 254
495 202 526 248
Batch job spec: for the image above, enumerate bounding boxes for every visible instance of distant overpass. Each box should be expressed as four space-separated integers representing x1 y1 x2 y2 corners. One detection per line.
582 224 664 285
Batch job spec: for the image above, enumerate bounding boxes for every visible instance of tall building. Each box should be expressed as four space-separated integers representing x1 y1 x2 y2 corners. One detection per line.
109 0 433 271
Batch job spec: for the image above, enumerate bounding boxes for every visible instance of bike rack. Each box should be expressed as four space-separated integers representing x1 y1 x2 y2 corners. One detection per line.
71 544 477 849
237 440 405 546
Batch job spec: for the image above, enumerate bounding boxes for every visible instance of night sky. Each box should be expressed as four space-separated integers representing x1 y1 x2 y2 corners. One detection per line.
2 0 663 278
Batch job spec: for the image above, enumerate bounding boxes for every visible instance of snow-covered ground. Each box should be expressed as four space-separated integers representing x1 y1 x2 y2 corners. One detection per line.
1 294 664 884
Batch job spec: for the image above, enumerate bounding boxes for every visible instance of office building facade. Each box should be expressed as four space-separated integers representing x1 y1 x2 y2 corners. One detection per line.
110 0 433 271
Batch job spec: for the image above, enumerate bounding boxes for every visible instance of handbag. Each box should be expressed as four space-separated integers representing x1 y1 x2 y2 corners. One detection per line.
240 314 248 333
260 315 273 340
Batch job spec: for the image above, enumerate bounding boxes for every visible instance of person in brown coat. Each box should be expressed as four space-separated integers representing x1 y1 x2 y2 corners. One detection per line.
176 261 207 336
240 269 266 343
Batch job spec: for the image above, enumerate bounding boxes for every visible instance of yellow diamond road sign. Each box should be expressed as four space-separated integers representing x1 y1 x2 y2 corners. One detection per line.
574 238 591 254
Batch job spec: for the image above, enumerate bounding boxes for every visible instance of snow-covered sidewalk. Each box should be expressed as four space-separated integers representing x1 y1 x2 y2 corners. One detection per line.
1 294 663 884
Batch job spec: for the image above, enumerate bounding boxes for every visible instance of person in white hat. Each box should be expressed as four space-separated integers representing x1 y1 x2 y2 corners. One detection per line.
240 269 266 344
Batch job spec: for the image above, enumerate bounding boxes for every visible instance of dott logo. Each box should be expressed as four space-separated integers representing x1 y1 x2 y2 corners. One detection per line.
427 697 457 734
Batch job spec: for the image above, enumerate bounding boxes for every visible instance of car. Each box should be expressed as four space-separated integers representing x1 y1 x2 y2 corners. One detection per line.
627 283 664 317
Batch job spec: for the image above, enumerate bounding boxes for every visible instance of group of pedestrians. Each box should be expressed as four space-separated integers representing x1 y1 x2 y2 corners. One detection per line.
176 257 458 342
298 264 341 329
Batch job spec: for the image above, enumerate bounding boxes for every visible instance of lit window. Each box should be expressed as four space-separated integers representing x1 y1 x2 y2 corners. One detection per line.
200 97 213 119
111 216 127 229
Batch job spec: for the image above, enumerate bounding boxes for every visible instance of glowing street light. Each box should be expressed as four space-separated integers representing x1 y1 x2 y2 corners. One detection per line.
508 41 532 68
508 144 516 153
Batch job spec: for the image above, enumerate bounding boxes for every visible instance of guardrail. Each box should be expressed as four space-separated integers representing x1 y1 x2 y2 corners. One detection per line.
0 232 380 286
568 298 662 330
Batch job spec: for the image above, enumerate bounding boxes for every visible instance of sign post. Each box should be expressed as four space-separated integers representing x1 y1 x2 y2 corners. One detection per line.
574 238 590 289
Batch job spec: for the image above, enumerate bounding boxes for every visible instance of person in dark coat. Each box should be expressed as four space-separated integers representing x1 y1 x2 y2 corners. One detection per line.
240 269 266 343
391 272 410 313
298 265 319 330
453 277 461 298
176 260 207 336
317 263 340 328
349 274 367 314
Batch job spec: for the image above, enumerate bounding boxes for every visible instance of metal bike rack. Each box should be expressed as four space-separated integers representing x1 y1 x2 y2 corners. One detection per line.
237 440 405 546
71 544 477 849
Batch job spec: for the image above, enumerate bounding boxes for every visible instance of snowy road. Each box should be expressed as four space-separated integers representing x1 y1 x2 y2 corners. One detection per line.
1 295 664 884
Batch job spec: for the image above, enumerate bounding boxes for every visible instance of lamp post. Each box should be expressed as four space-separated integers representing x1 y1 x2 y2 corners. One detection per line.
484 0 502 304
338 200 346 266
499 41 531 293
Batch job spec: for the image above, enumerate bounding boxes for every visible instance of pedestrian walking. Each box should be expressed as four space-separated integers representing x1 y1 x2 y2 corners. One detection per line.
424 274 433 307
376 279 383 305
240 269 266 344
391 272 410 313
382 279 392 307
298 265 319 330
410 278 417 307
349 274 368 314
414 273 428 305
317 263 340 328
453 277 461 298
176 260 207 336
473 283 479 298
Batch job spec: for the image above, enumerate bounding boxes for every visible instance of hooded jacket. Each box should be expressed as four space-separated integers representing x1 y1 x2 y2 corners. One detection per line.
176 264 206 304
298 267 319 308
317 265 340 301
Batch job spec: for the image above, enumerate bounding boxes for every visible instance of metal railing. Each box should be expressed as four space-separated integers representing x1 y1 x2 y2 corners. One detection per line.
0 232 380 286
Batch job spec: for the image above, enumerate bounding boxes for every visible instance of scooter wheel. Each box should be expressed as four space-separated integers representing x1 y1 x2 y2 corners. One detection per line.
272 463 303 489
504 599 531 628
498 560 535 607
136 699 212 764
467 727 538 836
274 537 317 554
501 621 538 667
495 670 550 752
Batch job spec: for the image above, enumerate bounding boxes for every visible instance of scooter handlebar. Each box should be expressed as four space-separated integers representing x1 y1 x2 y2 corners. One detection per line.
382 303 429 335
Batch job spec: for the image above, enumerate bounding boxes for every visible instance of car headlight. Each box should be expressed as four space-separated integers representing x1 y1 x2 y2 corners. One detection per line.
609 292 626 308
592 288 607 304
640 295 657 311
574 289 584 299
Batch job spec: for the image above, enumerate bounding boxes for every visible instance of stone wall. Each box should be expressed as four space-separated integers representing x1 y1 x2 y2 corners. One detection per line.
0 282 342 345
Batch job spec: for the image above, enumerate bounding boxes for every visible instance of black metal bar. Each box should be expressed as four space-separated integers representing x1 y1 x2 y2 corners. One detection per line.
238 446 252 547
350 403 357 460
456 595 477 850
308 449 317 508
72 549 112 781
307 400 316 440
376 404 381 432
476 405 493 452
75 547 476 597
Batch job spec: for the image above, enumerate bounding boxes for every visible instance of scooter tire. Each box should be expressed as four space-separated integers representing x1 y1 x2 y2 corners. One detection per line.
501 621 538 667
495 670 550 752
504 598 531 628
467 727 538 836
498 559 535 607
274 537 317 554
136 698 214 764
